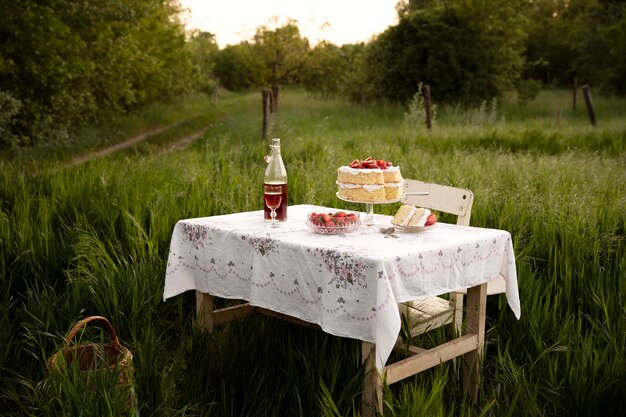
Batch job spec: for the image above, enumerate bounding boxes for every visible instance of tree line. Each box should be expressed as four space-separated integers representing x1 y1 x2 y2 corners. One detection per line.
217 0 626 105
1 0 625 149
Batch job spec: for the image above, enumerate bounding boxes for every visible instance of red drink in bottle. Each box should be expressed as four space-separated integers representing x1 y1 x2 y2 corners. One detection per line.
263 138 288 221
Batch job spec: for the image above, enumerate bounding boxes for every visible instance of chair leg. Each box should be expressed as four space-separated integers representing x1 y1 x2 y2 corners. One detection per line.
196 291 214 332
452 292 464 336
361 341 382 417
462 284 487 402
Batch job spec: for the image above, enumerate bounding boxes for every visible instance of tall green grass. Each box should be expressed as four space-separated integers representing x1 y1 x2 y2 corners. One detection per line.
0 88 624 416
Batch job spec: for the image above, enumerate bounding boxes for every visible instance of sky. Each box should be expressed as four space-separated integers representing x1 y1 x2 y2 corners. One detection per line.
178 0 400 48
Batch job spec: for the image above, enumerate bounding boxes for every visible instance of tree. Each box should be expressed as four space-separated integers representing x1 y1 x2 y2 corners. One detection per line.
251 20 310 111
302 42 344 97
522 0 576 86
338 44 369 106
301 41 369 105
0 0 196 148
188 31 219 95
566 0 626 95
521 0 626 95
214 43 258 91
365 0 527 105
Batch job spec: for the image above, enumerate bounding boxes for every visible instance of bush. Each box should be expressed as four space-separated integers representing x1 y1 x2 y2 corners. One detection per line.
516 79 542 106
0 91 22 150
364 1 527 105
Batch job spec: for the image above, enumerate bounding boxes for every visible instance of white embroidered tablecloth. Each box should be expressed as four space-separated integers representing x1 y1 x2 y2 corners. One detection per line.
164 204 520 370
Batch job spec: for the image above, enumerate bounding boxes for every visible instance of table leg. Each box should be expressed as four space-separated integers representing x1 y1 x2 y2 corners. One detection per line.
462 283 487 402
196 291 214 332
361 341 382 417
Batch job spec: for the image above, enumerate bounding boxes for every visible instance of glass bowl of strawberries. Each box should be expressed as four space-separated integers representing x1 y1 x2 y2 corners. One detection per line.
307 211 361 235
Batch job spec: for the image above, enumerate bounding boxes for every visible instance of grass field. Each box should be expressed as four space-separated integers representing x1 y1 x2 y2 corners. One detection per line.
1 88 625 416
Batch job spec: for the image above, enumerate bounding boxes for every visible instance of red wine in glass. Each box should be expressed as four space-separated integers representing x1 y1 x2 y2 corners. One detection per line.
264 184 283 227
264 181 287 221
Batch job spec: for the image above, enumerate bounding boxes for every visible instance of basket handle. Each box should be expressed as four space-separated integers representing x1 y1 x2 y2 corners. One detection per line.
64 316 120 348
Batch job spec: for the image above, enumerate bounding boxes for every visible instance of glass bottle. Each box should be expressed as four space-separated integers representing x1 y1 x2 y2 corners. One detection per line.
264 138 288 221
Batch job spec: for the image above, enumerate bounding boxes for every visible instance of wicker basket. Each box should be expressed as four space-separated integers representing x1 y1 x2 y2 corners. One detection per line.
47 316 137 415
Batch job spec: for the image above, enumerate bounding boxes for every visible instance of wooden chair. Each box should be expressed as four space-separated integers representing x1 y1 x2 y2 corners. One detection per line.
398 179 474 338
360 179 505 416
400 179 506 330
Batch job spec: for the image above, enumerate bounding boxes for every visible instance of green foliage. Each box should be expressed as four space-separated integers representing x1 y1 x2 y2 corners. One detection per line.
213 20 312 97
302 42 345 98
523 0 626 95
302 42 372 106
569 0 626 95
0 0 196 147
336 44 370 105
213 43 258 91
186 31 219 96
365 0 527 105
0 91 23 150
516 79 542 106
521 0 577 86
251 20 310 90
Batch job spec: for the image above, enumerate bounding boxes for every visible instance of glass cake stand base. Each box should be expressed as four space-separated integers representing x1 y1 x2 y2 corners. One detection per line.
336 192 429 226
336 193 404 226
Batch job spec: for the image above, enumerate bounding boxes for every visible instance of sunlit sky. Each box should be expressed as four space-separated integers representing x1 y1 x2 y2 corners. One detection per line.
178 0 400 48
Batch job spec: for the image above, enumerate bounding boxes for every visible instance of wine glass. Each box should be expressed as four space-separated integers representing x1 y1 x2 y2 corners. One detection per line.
264 184 283 228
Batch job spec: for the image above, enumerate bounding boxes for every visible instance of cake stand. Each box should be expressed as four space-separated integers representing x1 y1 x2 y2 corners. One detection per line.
336 192 428 226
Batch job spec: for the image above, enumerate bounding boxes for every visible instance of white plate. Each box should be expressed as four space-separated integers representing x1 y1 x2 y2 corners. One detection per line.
391 222 436 232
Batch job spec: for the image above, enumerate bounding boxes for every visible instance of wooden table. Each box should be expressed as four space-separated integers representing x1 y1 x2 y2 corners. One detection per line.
164 204 520 415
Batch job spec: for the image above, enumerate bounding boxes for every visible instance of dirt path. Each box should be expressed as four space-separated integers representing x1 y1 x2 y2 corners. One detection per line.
68 118 221 167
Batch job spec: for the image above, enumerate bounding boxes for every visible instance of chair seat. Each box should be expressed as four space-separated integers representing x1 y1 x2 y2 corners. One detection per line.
399 296 455 336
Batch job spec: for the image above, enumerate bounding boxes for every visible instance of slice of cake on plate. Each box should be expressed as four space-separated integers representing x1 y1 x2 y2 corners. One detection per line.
392 204 436 227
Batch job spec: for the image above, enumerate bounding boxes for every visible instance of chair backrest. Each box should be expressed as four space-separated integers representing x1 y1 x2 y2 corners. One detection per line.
402 179 474 226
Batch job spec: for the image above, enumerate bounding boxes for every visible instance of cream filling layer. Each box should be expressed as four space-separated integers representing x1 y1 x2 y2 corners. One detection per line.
336 181 384 191
413 208 431 227
384 181 404 188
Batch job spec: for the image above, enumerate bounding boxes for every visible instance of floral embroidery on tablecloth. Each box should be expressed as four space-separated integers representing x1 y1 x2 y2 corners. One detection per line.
180 223 210 249
241 234 279 256
314 248 369 289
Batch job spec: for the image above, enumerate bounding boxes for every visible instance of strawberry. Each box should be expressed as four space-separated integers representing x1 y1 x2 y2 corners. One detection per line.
425 213 437 226
349 159 361 168
362 156 374 164
322 214 332 222
335 218 346 227
324 221 334 228
365 162 378 169
333 211 346 218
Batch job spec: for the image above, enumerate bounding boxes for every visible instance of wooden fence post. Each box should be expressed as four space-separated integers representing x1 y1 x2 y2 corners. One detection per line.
582 85 597 126
422 84 432 132
262 89 270 140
